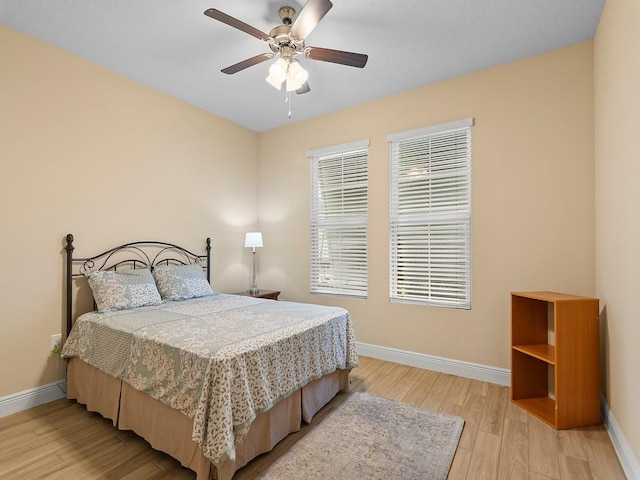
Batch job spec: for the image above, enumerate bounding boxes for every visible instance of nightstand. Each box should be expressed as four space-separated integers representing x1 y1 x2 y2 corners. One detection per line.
233 289 281 300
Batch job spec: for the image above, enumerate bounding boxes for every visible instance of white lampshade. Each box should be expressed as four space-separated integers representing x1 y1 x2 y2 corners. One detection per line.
244 232 263 248
269 58 288 81
266 58 288 90
265 73 283 90
286 60 308 92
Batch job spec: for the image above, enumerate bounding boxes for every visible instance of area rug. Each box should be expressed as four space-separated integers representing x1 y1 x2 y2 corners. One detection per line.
257 391 464 480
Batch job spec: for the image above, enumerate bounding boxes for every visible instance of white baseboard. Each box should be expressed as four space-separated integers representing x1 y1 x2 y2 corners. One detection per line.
601 394 640 480
355 341 511 386
0 381 67 419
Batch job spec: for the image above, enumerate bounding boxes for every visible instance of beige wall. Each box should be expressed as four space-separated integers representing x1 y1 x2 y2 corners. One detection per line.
258 42 595 370
0 26 259 397
594 0 640 466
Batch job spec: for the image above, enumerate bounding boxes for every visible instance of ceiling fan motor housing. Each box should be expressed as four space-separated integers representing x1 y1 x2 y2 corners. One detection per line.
278 6 296 25
268 24 304 54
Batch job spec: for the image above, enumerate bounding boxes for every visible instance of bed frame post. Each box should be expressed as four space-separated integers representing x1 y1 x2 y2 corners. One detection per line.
65 233 74 336
206 237 211 283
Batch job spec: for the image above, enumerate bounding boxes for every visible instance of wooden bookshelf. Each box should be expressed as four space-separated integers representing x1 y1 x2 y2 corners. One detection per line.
511 291 600 429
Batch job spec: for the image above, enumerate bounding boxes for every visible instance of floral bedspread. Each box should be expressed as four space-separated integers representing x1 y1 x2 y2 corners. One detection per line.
62 294 358 466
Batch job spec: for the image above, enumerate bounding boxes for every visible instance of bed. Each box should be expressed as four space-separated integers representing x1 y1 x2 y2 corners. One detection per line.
61 234 358 480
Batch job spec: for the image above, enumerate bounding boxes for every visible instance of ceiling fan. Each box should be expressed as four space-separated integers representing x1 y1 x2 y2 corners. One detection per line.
204 0 368 95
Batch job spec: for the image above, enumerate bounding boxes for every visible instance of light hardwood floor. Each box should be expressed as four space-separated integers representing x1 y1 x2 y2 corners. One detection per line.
0 356 626 479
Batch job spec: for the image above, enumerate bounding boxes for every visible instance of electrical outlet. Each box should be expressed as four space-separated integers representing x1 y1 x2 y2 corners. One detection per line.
50 333 62 355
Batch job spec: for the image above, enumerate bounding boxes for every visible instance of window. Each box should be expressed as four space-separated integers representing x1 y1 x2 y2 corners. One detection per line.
389 118 473 309
309 139 369 297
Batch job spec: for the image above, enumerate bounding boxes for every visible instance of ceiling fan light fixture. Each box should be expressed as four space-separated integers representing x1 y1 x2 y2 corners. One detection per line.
269 58 288 80
266 57 289 89
288 60 308 89
265 72 284 90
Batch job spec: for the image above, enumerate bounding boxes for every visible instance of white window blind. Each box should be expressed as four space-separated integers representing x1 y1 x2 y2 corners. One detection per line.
389 118 472 309
309 140 369 297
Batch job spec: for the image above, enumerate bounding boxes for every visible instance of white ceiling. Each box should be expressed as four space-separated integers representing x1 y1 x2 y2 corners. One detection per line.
1 0 605 132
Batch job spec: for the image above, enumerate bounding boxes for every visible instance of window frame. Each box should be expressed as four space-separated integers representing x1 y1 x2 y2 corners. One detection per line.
388 118 473 309
308 139 370 298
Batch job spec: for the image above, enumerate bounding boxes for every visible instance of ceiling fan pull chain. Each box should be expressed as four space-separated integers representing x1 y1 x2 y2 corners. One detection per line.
284 82 292 119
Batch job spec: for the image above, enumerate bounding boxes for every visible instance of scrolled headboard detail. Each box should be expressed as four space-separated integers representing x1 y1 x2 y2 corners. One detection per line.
65 234 211 335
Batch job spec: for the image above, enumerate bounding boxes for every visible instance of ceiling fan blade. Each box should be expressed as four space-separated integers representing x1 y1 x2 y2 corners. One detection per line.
296 82 311 95
305 47 368 68
289 0 333 41
221 53 274 75
204 9 270 42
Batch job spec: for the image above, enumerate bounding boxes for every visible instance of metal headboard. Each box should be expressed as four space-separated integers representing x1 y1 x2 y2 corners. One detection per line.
65 233 211 335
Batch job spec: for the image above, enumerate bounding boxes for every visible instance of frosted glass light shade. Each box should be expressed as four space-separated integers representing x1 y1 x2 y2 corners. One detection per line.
265 58 308 92
266 73 284 90
286 60 308 91
244 232 263 248
269 58 288 80
266 58 288 90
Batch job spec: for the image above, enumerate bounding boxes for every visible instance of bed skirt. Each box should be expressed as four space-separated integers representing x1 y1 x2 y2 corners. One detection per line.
66 358 349 480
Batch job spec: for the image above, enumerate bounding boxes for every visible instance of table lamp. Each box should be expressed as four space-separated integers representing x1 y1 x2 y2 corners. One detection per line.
244 232 263 295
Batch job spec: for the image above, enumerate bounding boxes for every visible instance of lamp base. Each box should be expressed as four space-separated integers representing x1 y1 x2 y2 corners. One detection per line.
248 287 259 295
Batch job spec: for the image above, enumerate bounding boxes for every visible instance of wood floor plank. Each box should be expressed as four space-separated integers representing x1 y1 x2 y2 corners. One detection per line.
438 400 462 417
467 430 502 478
351 355 383 378
350 357 396 393
468 378 490 397
348 356 384 390
387 365 426 400
364 363 411 397
401 368 439 406
506 397 530 423
529 417 562 479
456 392 485 452
558 454 595 480
556 428 589 462
420 372 455 411
530 473 556 480
0 357 626 480
479 382 508 435
392 365 425 391
448 447 472 480
584 435 628 480
498 418 529 480
444 375 472 406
